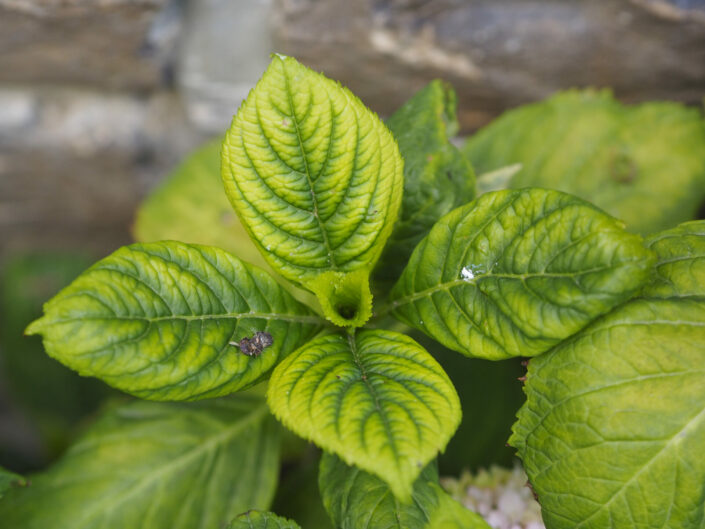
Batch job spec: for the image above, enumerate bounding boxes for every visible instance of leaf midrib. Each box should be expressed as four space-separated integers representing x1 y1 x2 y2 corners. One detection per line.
347 333 402 471
43 311 324 326
390 265 624 311
281 60 337 270
71 403 270 529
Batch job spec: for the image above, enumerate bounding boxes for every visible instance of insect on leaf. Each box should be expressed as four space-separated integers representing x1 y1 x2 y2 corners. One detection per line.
27 241 322 401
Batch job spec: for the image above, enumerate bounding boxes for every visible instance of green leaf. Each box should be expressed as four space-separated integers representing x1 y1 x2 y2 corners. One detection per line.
510 221 705 529
229 511 301 529
463 89 705 234
319 453 490 529
374 81 475 286
26 241 322 401
389 188 656 360
475 164 522 196
0 396 281 529
222 55 404 327
427 494 492 529
0 467 26 500
267 329 461 500
643 220 705 298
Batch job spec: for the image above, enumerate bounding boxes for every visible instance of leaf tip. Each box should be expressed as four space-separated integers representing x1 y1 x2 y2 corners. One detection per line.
24 316 46 337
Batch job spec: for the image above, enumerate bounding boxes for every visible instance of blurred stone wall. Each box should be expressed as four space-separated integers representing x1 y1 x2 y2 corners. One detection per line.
1 0 704 261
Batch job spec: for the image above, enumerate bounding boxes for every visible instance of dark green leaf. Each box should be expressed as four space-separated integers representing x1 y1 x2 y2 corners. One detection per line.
375 81 475 286
319 453 490 529
229 511 301 529
390 188 655 359
27 242 322 401
222 55 403 327
0 396 281 529
511 221 705 529
463 89 705 234
267 329 461 500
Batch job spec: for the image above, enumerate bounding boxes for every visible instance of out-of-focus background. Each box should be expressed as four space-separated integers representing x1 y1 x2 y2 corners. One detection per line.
1 0 704 472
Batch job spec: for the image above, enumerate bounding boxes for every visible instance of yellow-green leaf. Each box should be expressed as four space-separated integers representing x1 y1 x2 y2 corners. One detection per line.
222 55 404 327
27 241 322 401
133 139 267 268
132 139 317 309
390 188 655 360
510 221 705 529
267 329 461 500
463 89 705 234
0 467 26 501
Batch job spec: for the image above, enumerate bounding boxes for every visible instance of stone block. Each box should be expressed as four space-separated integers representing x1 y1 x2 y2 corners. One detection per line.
0 0 179 90
273 0 705 131
0 88 207 260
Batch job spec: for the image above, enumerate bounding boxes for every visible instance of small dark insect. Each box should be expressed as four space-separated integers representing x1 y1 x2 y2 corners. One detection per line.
229 331 273 357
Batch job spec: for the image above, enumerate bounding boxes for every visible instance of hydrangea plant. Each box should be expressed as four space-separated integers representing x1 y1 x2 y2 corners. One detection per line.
2 55 703 529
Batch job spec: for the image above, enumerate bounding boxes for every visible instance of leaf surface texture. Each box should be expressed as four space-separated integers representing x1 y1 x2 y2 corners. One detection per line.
221 55 403 326
267 329 461 500
463 90 705 233
319 453 490 529
0 397 281 529
375 80 475 285
510 221 705 528
27 241 322 400
390 188 655 359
